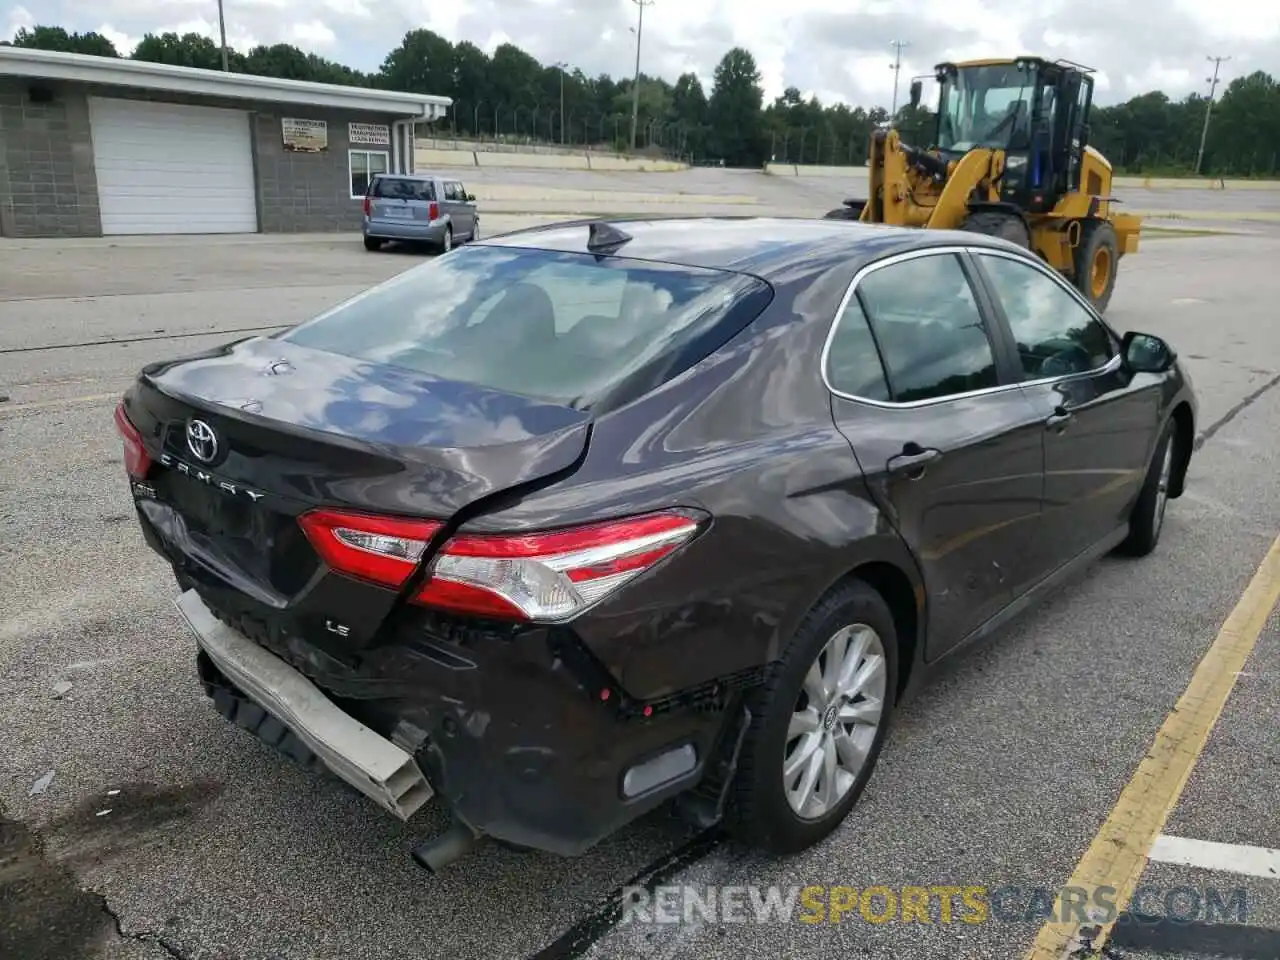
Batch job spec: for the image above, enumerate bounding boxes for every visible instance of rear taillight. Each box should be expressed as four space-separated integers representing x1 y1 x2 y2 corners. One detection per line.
362 195 371 215
415 512 702 622
113 401 152 479
298 509 442 589
428 201 439 220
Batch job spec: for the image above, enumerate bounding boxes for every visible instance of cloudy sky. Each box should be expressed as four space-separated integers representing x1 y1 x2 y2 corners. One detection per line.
5 0 1279 108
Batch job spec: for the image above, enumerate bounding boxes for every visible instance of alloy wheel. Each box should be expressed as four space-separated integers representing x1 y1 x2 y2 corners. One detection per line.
783 623 887 820
1154 439 1173 533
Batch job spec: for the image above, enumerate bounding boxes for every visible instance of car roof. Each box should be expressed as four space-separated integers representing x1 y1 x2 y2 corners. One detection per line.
478 216 1032 280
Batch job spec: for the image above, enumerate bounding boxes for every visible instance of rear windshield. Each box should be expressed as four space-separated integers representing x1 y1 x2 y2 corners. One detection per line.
370 177 435 201
279 244 769 407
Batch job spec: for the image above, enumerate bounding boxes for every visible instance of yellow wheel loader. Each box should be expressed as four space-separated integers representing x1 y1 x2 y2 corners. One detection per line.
823 57 1141 312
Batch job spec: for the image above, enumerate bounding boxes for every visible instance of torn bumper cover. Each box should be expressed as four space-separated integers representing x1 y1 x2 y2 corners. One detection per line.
175 589 433 821
174 588 735 856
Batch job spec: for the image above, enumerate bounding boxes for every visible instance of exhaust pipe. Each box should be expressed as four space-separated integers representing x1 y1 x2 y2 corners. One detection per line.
411 820 483 873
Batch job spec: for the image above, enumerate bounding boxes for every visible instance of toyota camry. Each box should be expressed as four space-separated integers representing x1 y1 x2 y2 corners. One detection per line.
114 216 1197 871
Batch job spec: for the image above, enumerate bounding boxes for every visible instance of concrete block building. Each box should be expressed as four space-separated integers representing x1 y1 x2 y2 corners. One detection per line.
0 46 451 238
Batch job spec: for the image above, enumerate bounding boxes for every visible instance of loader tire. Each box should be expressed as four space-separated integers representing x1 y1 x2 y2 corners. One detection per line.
823 200 866 221
958 209 1031 248
1073 220 1119 314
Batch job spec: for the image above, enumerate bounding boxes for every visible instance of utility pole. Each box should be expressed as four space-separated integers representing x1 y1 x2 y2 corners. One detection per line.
1195 55 1230 175
216 0 229 71
889 39 910 115
554 61 567 144
629 0 654 151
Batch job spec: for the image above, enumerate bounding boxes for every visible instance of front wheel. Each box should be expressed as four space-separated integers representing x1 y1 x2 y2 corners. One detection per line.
726 580 897 855
1073 220 1119 313
1117 418 1176 557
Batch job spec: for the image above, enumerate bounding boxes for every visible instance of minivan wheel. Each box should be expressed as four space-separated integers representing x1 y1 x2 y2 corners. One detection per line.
440 226 453 254
1118 418 1176 557
727 580 897 855
363 237 381 252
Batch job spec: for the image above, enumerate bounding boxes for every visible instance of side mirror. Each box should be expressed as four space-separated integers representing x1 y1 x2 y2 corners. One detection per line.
909 79 922 110
466 192 476 202
1121 331 1175 374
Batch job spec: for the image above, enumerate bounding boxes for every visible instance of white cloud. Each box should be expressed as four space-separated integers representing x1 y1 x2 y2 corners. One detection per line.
4 0 1278 107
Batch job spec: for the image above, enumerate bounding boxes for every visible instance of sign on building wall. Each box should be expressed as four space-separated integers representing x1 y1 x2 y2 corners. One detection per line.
282 118 328 152
349 122 391 146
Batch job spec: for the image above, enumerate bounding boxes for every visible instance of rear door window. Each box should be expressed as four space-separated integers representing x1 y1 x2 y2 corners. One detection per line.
855 253 1000 403
371 177 435 201
280 245 771 407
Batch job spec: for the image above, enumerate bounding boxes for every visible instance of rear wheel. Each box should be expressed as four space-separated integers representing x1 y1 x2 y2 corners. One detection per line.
959 209 1031 247
363 236 382 252
439 226 453 254
727 580 897 854
1073 220 1119 313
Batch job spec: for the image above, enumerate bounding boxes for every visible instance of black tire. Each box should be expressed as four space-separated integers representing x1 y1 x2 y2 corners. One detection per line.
363 236 382 252
1117 418 1176 557
439 225 453 254
823 200 865 221
726 580 898 855
471 218 479 241
959 209 1031 247
1073 220 1119 313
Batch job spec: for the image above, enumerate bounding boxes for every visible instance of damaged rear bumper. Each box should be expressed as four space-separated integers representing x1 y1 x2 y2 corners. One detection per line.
176 590 434 820
174 587 743 857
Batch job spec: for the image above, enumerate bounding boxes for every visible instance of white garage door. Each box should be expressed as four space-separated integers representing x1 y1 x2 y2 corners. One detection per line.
88 97 258 235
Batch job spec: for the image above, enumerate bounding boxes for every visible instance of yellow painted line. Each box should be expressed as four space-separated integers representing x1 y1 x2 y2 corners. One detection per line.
1025 533 1280 959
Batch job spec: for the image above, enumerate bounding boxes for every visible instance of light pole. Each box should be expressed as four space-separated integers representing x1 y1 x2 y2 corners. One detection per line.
554 61 567 144
216 0 229 71
1195 54 1230 176
889 39 910 115
629 0 655 152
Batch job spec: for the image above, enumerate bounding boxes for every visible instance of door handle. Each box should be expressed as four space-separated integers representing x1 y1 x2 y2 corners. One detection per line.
887 443 941 479
1045 405 1073 431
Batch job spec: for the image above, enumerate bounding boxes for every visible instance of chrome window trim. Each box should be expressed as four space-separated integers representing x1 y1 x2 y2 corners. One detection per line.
819 243 1120 410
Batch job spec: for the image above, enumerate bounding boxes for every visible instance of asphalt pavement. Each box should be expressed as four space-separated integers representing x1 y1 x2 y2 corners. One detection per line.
2 196 1279 960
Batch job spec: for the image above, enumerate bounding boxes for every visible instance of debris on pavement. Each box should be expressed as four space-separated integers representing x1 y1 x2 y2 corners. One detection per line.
52 680 73 699
28 770 55 796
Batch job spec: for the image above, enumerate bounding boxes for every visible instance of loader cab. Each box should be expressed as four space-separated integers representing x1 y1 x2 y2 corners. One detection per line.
933 57 1095 213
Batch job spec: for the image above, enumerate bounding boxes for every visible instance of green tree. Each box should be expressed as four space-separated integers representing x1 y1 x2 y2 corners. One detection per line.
708 47 765 165
380 29 454 96
131 32 232 71
12 25 119 57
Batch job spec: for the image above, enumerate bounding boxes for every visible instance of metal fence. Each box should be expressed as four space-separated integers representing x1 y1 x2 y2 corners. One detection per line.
435 102 692 158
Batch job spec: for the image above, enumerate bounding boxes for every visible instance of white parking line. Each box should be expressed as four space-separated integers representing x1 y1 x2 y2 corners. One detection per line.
1149 835 1280 880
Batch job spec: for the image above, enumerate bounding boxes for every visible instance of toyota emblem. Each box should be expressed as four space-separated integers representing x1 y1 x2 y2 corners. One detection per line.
186 419 219 463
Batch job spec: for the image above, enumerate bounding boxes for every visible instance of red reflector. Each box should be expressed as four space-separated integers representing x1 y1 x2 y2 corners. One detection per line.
298 509 442 589
414 512 702 622
113 401 152 479
362 195 371 215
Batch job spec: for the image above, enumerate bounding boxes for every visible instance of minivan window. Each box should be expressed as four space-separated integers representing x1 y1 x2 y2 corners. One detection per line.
371 177 436 201
856 253 999 403
280 245 770 407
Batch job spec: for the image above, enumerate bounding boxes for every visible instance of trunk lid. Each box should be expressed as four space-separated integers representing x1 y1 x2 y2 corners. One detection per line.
128 336 590 604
